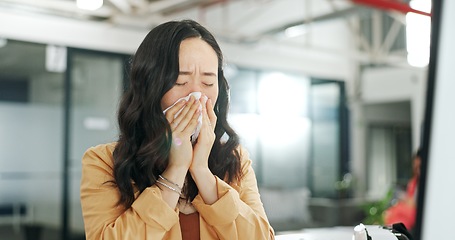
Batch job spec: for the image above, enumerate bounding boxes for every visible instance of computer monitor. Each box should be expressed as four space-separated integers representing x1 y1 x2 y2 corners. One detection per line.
414 0 455 240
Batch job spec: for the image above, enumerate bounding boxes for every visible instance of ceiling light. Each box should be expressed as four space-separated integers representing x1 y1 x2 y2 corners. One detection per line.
77 0 103 11
284 25 307 38
406 0 431 67
410 0 431 13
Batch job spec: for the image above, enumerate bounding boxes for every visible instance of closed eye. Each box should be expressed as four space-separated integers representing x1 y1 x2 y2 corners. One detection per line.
175 82 187 86
203 72 217 77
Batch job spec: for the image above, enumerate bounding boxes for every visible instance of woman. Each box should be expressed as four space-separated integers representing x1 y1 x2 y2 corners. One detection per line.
384 148 422 231
80 19 274 239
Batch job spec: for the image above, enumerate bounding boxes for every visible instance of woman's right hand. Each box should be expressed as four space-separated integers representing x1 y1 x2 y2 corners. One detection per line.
164 95 201 171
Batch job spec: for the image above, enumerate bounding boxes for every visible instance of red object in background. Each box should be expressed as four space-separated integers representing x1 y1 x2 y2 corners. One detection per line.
352 0 431 17
384 177 419 230
384 202 417 230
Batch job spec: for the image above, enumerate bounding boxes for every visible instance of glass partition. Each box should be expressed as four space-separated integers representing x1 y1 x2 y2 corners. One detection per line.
228 67 312 189
68 49 127 238
0 40 129 240
309 81 342 198
227 66 349 231
0 40 64 239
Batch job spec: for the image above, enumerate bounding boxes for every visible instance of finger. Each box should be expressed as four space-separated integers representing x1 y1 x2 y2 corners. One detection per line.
201 95 208 111
174 97 201 133
165 100 187 129
200 97 212 130
175 95 198 123
201 110 212 131
206 98 217 129
181 107 201 136
170 96 196 131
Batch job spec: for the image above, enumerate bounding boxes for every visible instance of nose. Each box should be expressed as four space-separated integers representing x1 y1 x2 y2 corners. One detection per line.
188 79 203 94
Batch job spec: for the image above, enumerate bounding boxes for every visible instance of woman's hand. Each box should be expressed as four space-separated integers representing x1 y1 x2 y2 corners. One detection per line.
189 96 218 205
159 96 201 209
164 96 201 171
191 96 217 171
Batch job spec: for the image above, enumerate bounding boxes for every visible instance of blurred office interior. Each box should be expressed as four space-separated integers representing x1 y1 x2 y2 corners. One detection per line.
0 0 436 239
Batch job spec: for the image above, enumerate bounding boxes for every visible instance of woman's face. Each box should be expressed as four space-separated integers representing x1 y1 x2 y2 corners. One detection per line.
161 37 219 110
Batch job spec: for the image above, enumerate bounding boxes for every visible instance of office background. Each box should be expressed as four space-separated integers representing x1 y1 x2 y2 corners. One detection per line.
0 0 435 239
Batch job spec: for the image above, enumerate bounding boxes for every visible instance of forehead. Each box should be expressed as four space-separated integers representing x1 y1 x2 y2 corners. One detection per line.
178 38 218 66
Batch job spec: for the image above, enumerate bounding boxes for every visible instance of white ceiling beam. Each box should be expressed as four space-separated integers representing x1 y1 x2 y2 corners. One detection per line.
128 0 148 8
148 0 189 14
372 10 383 57
109 0 133 13
326 0 371 53
379 18 403 55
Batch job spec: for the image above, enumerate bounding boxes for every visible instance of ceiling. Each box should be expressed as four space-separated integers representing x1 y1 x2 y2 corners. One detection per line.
0 0 418 41
0 0 429 75
0 0 357 38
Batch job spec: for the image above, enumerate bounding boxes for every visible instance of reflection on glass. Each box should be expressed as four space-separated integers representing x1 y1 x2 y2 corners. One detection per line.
228 67 347 231
309 83 341 198
229 68 311 189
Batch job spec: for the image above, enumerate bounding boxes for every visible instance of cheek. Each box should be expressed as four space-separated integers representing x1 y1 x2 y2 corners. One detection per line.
207 88 219 106
161 91 180 110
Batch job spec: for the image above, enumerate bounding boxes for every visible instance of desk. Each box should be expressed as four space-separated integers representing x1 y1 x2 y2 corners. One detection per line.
276 225 399 240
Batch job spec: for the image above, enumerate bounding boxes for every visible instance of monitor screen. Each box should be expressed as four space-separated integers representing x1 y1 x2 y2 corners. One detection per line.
414 0 455 240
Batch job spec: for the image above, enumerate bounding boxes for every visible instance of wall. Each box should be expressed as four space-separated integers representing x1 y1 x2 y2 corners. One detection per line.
361 67 427 149
0 103 63 227
349 66 427 197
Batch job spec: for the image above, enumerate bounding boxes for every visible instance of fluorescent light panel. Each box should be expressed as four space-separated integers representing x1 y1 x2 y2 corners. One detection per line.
77 0 103 11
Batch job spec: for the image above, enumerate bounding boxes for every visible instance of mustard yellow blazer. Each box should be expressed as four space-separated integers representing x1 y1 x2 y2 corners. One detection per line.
80 142 275 239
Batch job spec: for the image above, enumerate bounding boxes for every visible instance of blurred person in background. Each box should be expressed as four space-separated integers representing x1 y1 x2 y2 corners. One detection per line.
384 148 422 231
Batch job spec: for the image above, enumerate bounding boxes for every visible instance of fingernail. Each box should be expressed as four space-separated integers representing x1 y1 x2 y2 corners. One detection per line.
174 137 182 146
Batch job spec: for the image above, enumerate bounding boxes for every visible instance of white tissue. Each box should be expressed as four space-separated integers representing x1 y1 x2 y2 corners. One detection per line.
163 92 203 143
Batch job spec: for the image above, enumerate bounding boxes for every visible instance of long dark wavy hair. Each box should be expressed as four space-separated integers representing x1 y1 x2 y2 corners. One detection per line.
113 19 241 209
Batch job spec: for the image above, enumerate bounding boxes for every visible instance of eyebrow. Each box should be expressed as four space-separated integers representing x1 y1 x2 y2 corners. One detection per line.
179 71 217 76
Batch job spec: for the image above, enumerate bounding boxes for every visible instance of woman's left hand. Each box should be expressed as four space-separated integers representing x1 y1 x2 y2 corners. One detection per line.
189 96 218 205
190 96 216 171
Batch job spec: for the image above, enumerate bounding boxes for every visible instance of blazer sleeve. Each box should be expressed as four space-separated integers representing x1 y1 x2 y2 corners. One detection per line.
80 144 179 240
192 146 275 239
